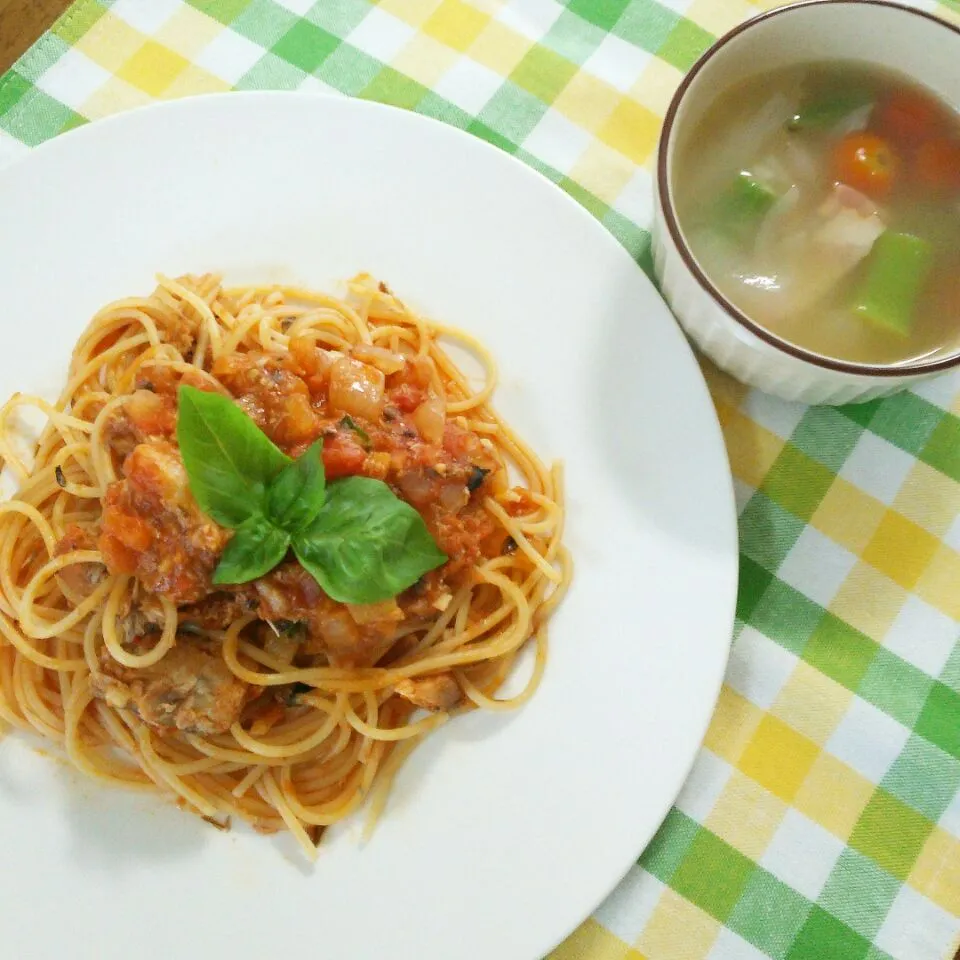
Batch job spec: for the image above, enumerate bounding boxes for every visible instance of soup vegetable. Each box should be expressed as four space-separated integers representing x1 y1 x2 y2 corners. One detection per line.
674 62 960 365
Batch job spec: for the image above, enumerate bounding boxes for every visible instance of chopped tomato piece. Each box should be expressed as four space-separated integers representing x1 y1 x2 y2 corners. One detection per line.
125 390 176 438
503 488 537 517
98 533 140 574
831 133 899 199
322 435 367 479
390 383 424 413
442 422 485 461
100 499 153 553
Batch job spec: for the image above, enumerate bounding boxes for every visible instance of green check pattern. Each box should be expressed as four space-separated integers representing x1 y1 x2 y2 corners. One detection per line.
1 1 960 958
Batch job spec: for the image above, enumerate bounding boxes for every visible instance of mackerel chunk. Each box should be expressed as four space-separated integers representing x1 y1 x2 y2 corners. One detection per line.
92 635 249 736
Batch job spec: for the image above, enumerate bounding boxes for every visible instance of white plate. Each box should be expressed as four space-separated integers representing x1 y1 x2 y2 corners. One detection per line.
0 93 736 960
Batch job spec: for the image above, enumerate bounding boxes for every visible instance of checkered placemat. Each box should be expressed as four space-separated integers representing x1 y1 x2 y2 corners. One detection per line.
2 1 960 958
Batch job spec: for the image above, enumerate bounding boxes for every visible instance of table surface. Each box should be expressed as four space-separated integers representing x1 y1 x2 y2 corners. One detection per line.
0 0 71 73
1 2 959 959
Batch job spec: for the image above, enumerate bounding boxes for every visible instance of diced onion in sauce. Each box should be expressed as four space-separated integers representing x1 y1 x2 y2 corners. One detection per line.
412 391 446 444
353 343 405 375
409 355 436 387
329 357 385 421
397 470 433 506
263 628 299 665
439 480 468 514
346 598 402 625
316 608 360 647
289 335 333 378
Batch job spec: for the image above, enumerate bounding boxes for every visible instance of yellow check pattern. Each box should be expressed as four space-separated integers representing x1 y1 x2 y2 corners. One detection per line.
1 1 960 958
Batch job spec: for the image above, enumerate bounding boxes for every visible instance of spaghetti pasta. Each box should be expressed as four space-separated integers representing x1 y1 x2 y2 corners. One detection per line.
0 273 569 859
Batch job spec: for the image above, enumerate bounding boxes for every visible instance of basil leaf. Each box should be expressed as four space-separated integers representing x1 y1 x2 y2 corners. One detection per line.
213 516 290 585
293 477 446 604
266 439 326 534
177 385 290 527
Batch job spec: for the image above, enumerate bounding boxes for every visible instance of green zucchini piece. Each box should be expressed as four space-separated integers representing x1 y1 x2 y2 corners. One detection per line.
713 171 778 241
788 88 872 131
853 232 933 335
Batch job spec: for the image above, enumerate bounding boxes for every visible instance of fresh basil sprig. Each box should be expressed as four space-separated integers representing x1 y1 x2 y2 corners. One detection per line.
294 477 448 605
214 516 290 586
266 438 326 533
176 385 446 603
177 385 290 527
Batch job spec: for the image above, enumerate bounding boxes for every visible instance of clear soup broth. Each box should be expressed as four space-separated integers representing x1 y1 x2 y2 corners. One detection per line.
674 62 960 366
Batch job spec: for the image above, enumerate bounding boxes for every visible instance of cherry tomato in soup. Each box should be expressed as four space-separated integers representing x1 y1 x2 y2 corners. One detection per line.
831 133 899 199
876 90 941 145
915 139 960 193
